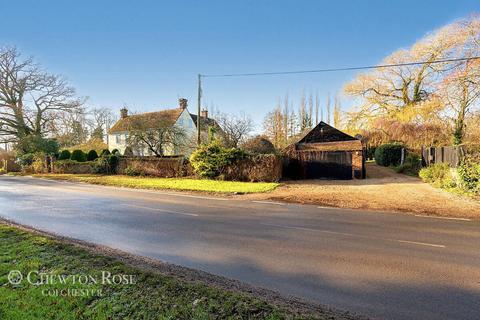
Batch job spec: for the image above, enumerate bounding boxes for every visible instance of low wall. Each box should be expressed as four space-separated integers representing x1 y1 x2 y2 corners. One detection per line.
53 160 95 174
221 154 283 182
117 156 187 177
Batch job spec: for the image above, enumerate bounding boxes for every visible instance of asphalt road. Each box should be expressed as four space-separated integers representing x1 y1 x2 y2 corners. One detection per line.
1 176 479 320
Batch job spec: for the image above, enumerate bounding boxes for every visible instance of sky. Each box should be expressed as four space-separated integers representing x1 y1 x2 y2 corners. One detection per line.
1 0 479 130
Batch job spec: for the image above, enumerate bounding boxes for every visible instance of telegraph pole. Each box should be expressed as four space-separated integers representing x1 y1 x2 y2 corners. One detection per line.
197 74 202 145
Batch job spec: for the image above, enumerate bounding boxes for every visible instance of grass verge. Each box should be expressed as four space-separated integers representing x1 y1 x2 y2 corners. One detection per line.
0 223 318 320
32 174 279 194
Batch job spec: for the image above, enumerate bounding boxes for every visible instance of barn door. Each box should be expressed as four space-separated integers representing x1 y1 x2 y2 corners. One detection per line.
305 151 352 179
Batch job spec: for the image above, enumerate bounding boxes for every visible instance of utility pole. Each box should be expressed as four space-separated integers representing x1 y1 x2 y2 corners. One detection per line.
197 74 202 145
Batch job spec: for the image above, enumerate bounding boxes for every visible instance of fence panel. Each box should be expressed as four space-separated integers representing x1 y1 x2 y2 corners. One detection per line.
421 146 465 167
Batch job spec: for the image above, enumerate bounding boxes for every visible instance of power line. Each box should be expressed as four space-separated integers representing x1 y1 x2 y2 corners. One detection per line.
201 56 480 78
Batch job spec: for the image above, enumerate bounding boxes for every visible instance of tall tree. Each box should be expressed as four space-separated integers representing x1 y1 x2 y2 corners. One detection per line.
0 47 83 144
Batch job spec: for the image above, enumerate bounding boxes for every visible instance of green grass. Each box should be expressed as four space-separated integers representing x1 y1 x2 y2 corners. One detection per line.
33 174 279 194
0 223 312 320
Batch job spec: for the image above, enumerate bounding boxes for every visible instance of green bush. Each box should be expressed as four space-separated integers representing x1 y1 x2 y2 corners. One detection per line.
374 143 403 167
190 141 246 178
457 156 480 193
100 149 110 156
58 150 71 160
70 150 87 162
111 149 120 155
15 135 59 155
394 153 421 176
419 163 456 188
86 150 99 161
17 153 35 167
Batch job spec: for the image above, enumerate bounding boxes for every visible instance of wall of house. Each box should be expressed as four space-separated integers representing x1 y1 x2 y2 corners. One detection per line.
108 131 128 155
108 108 199 157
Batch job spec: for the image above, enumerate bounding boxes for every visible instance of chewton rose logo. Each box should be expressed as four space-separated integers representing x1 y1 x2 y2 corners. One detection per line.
7 270 23 285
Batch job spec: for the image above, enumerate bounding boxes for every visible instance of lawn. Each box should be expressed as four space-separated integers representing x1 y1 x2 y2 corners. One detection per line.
0 223 312 320
32 174 279 194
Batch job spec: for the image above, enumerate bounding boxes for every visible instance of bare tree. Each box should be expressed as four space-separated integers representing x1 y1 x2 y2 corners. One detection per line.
0 47 83 144
87 107 117 141
216 112 254 148
127 118 188 157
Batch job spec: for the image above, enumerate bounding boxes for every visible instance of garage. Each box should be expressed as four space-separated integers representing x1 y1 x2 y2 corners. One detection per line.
283 122 365 180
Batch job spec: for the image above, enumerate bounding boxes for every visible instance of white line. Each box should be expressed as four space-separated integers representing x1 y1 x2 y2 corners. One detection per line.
414 215 472 222
395 240 446 248
261 223 446 249
121 204 199 217
252 201 286 206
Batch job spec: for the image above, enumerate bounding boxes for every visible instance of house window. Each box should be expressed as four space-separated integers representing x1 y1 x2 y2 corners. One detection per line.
178 118 184 126
188 120 193 128
115 134 121 144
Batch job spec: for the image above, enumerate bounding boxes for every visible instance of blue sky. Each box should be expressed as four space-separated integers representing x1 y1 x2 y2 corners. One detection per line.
1 0 479 128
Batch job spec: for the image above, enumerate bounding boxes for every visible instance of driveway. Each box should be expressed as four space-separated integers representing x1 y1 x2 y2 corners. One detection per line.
1 176 480 320
247 163 480 219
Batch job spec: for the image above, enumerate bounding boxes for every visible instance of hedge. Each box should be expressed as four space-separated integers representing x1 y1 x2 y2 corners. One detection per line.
374 143 403 167
71 150 87 162
87 150 99 161
58 150 71 160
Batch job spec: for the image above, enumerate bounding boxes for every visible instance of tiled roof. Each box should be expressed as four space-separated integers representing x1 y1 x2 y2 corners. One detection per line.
298 121 357 144
108 108 220 134
109 109 183 133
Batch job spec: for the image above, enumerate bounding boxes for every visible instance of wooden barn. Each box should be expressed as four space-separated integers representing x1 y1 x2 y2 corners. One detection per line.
284 122 365 180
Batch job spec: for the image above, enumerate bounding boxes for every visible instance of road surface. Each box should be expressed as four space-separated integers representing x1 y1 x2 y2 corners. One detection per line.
1 176 479 320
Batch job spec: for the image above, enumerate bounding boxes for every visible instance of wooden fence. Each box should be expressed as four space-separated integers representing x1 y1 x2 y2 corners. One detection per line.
421 146 465 167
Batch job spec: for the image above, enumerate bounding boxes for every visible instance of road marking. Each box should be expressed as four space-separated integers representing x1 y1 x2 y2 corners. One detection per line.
121 204 199 217
252 201 286 206
395 240 446 248
414 215 472 222
261 223 446 249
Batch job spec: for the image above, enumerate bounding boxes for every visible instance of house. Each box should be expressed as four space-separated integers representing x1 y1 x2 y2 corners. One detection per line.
284 121 365 180
108 98 218 156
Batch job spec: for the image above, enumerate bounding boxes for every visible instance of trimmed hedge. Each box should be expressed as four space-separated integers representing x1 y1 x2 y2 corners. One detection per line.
100 149 110 156
87 150 99 161
71 150 87 162
374 143 403 167
58 150 71 160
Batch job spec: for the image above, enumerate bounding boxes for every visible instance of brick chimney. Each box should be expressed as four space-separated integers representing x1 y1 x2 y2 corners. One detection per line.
200 109 208 118
120 107 128 119
179 98 188 110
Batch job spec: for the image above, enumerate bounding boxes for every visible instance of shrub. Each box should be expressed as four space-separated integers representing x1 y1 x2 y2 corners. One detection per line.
17 153 35 167
107 154 119 173
124 165 141 176
58 150 71 160
374 143 404 167
190 141 246 178
394 153 421 176
123 146 134 157
111 149 120 155
241 136 276 154
100 149 111 156
86 150 99 161
457 156 480 193
70 150 87 162
32 152 47 173
419 163 456 188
